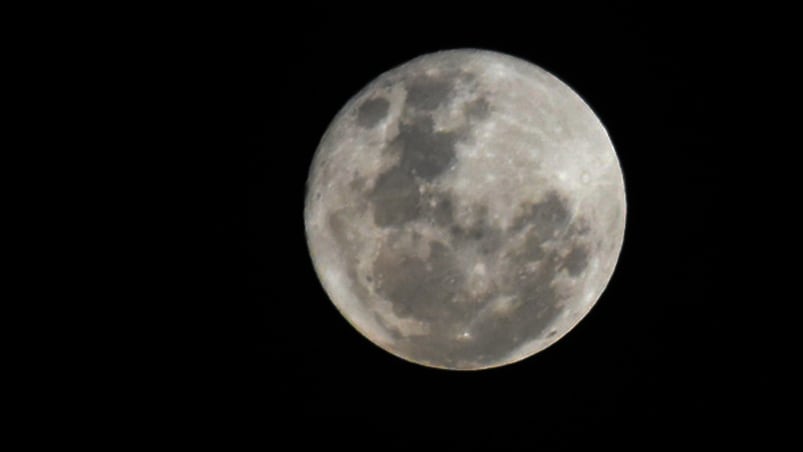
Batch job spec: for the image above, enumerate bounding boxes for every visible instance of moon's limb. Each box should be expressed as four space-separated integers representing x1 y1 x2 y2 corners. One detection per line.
305 49 626 370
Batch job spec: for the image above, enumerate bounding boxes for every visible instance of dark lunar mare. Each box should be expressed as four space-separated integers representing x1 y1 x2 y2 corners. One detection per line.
356 97 390 128
370 193 593 367
406 74 457 111
367 71 468 226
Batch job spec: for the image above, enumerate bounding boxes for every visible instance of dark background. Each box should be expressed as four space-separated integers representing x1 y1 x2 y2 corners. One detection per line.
189 4 766 448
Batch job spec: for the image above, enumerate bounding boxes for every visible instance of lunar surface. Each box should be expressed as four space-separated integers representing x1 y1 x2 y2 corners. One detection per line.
304 49 625 370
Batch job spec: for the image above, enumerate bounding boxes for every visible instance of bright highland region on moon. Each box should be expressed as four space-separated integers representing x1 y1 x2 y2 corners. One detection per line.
304 49 626 370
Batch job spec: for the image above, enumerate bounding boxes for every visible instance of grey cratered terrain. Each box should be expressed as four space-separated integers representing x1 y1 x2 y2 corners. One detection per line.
304 49 626 370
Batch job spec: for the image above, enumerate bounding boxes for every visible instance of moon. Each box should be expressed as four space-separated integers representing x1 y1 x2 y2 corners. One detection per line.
304 49 626 370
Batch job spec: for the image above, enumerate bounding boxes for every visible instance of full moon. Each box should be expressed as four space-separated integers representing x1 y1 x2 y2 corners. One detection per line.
304 49 626 370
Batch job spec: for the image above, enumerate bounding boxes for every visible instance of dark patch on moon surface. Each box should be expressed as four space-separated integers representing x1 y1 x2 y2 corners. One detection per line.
365 192 590 368
405 74 454 111
465 97 490 120
394 117 459 181
450 224 503 256
511 191 572 238
563 245 590 276
373 240 464 321
391 231 569 367
363 69 478 230
369 165 422 227
448 205 505 257
519 229 546 262
367 107 463 227
357 97 390 128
